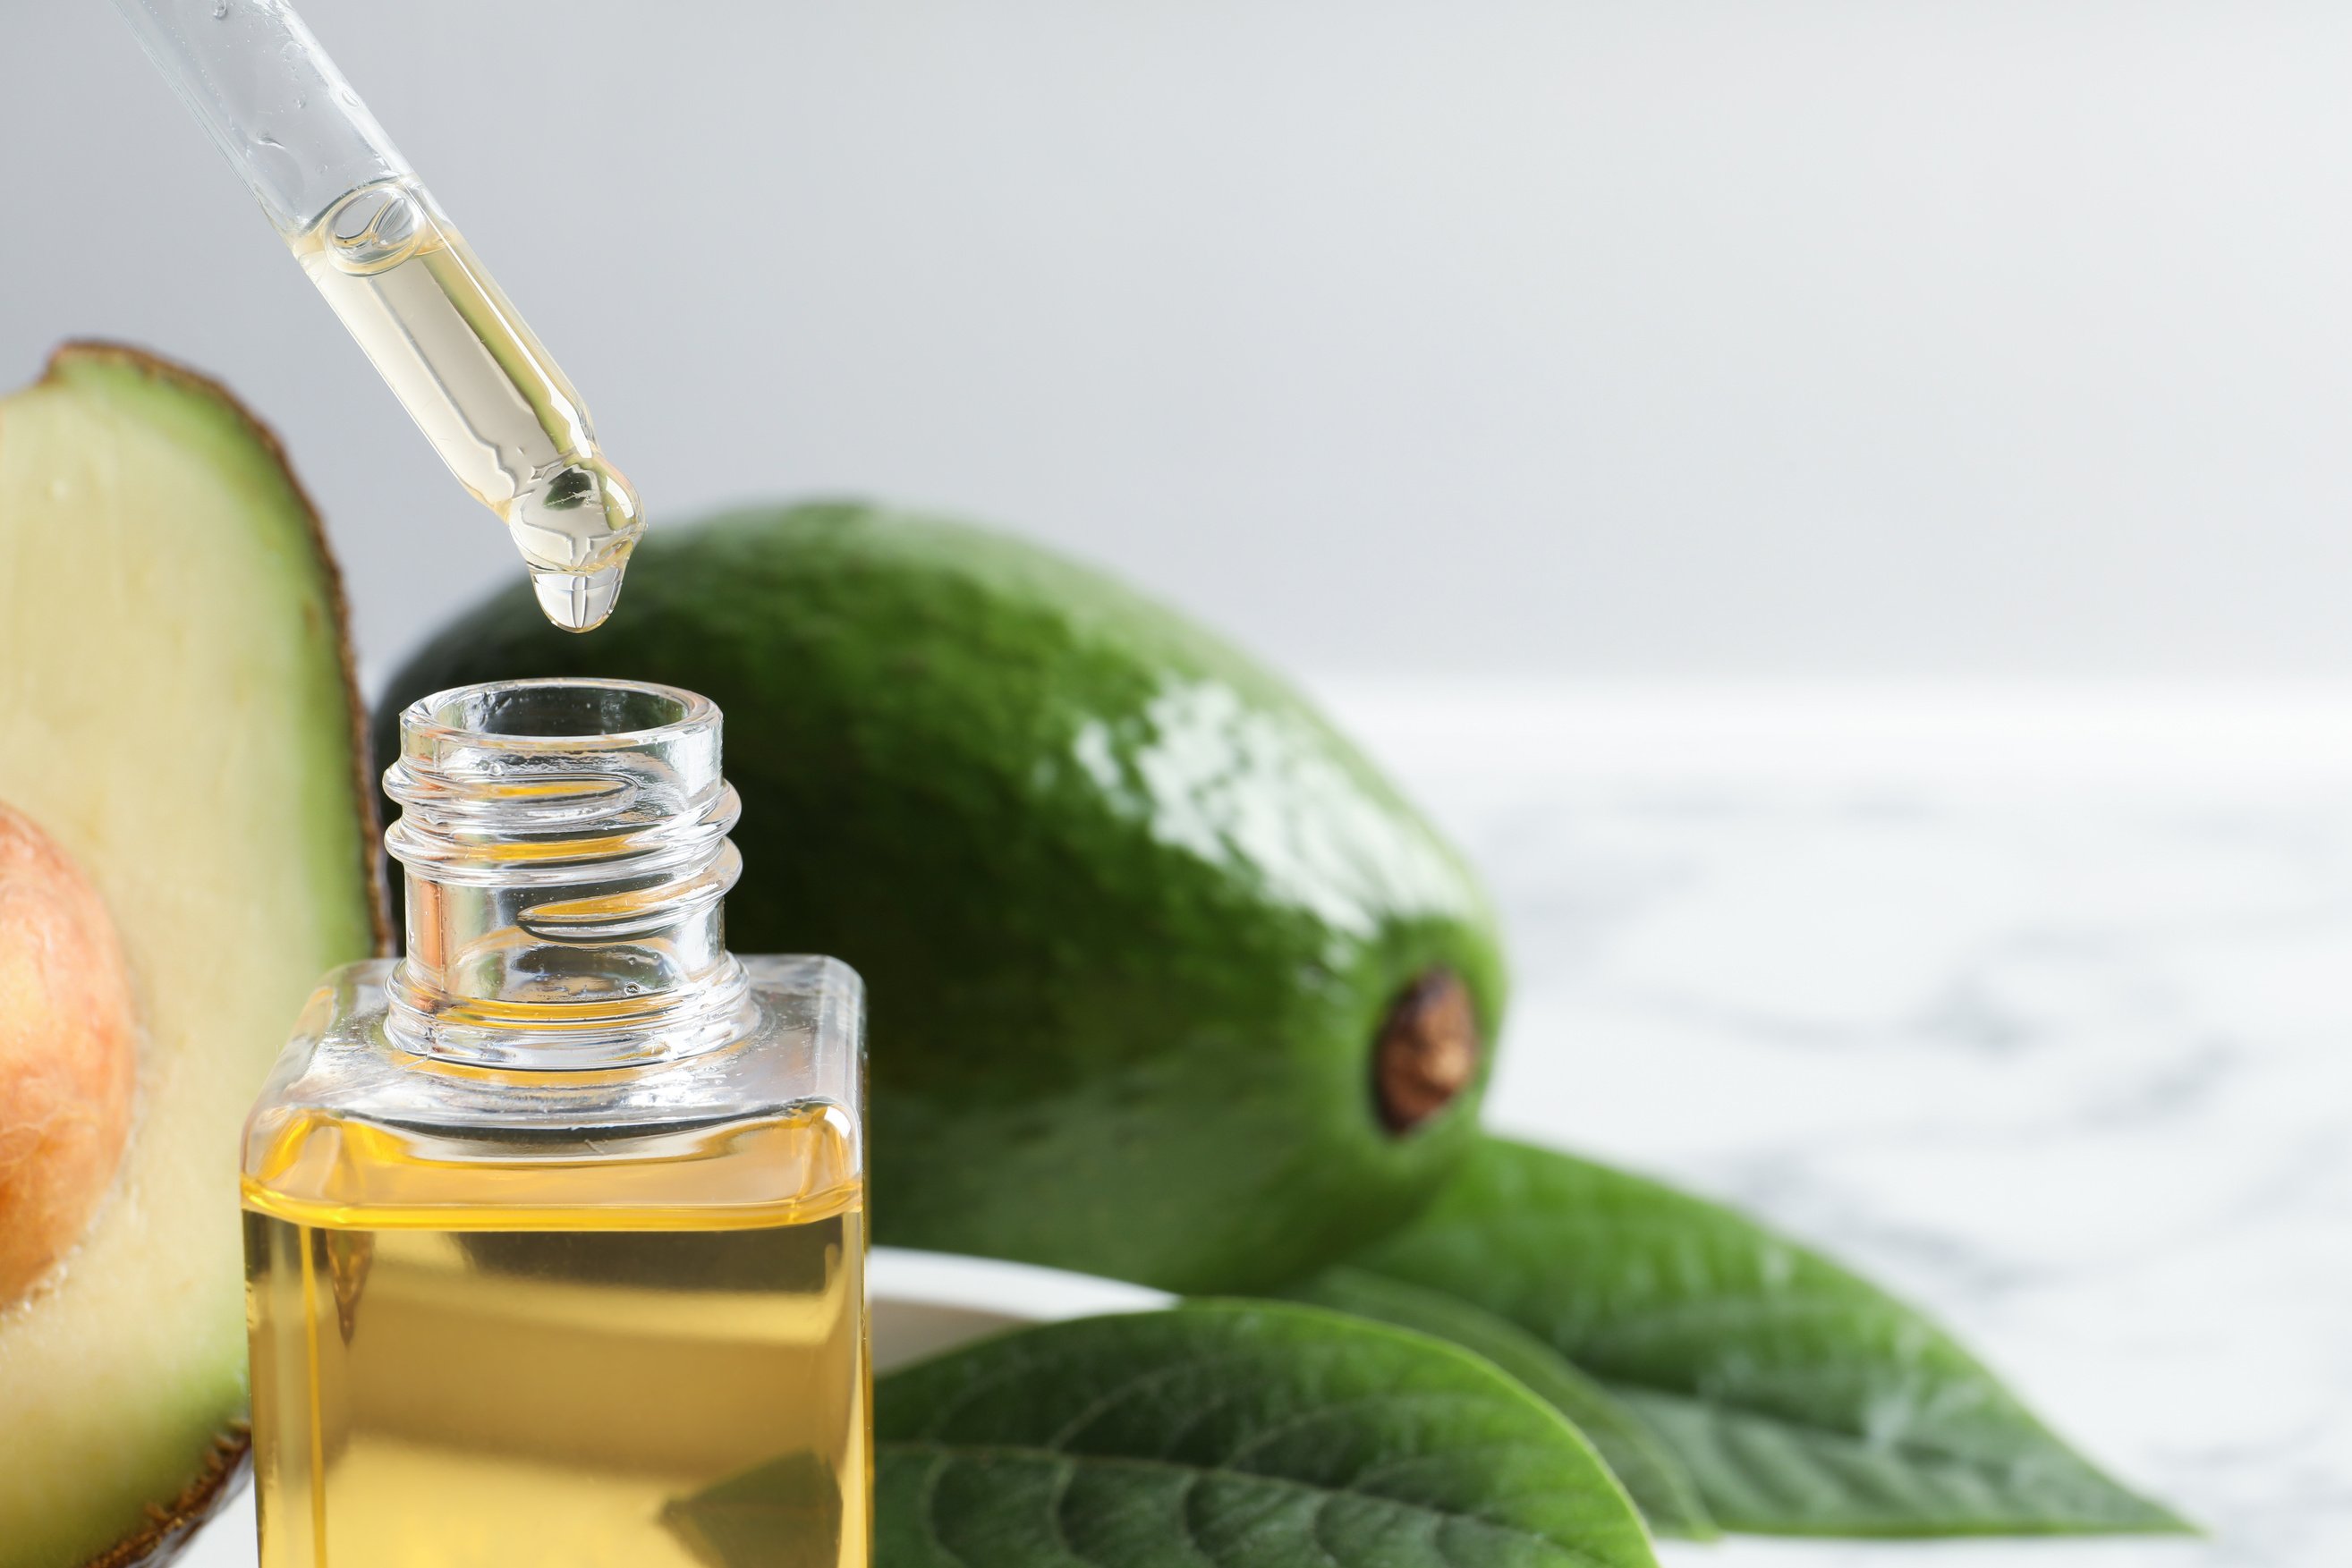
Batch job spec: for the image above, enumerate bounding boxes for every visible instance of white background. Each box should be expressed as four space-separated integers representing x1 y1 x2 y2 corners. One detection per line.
6 2 2352 683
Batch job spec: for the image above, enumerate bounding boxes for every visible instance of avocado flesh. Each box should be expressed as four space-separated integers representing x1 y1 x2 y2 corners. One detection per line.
0 346 381 1568
378 503 1505 1293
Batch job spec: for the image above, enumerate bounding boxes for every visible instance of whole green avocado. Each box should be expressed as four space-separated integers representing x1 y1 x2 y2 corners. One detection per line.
375 503 1505 1292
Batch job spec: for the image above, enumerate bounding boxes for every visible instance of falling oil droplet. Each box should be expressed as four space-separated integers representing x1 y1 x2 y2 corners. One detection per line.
530 563 630 633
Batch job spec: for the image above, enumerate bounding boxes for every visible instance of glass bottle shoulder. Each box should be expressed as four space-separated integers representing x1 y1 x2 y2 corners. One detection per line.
242 955 864 1231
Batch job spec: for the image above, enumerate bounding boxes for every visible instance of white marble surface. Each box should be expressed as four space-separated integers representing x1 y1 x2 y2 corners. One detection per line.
183 683 2347 1566
1317 682 2352 1568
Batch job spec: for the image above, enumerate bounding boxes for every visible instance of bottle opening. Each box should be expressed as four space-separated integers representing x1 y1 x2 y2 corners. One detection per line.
385 677 747 1066
415 678 702 745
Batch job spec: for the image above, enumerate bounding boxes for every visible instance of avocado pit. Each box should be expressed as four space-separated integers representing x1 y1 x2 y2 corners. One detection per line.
0 801 137 1305
1374 969 1481 1133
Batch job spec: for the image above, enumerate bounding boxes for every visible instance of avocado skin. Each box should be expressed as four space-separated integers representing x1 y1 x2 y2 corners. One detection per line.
375 503 1505 1292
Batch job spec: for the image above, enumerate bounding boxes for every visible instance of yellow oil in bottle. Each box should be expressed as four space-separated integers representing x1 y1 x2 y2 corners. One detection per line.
242 1108 869 1568
291 177 643 631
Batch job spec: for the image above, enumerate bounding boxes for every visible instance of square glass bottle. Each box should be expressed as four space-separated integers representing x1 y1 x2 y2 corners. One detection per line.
241 678 869 1568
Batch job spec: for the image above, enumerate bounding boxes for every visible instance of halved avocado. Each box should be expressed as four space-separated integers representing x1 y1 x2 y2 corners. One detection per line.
0 344 384 1568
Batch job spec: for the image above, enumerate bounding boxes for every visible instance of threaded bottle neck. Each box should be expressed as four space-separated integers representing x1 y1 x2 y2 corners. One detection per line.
382 678 749 1065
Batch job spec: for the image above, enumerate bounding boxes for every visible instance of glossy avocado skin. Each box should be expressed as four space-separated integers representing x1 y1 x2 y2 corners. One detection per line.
374 503 1505 1292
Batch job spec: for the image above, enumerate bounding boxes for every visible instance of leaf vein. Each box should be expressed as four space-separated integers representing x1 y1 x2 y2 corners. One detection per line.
881 1441 1629 1568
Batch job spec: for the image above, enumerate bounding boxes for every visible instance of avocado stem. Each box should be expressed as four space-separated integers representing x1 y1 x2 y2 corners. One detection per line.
1374 969 1481 1134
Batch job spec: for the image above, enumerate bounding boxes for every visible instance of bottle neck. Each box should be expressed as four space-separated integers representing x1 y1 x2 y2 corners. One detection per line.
382 679 750 1066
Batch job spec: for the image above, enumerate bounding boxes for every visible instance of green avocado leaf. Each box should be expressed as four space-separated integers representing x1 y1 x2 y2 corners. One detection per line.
1274 1267 1713 1539
667 1301 1657 1568
1337 1138 2186 1538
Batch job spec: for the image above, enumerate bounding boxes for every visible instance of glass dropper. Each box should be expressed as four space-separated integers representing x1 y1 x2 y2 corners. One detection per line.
106 0 643 632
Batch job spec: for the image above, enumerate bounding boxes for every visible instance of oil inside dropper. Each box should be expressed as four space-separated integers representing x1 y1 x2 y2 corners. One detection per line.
292 178 642 631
